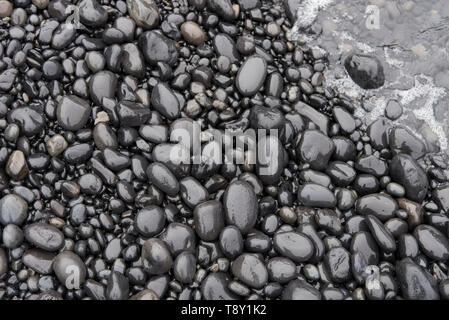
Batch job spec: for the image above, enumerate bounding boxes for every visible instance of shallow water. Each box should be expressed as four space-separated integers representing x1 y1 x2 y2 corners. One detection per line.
288 0 449 153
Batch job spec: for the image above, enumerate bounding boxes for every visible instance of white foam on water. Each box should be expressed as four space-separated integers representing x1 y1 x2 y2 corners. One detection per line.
294 0 334 29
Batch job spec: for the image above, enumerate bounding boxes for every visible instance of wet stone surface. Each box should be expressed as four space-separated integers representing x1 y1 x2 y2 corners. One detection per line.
0 0 447 302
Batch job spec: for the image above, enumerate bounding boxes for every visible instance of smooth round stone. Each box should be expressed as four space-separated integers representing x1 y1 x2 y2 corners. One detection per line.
85 51 106 73
2 224 24 249
364 215 396 253
4 123 20 142
350 231 379 265
414 225 449 261
179 177 209 208
173 251 196 284
79 0 108 26
235 55 267 96
266 257 296 283
24 223 64 252
141 238 173 275
181 21 207 45
116 101 151 126
127 0 159 29
63 143 93 164
78 173 103 195
134 205 166 237
344 53 385 89
46 134 68 157
57 95 91 131
146 162 179 196
297 183 336 208
299 130 335 171
398 234 419 259
150 82 180 120
138 31 178 66
207 0 234 21
201 272 237 300
314 209 342 236
89 71 117 105
139 124 168 144
396 258 439 300
282 279 321 300
22 249 55 275
105 272 129 300
355 193 398 221
0 194 28 226
7 106 45 136
6 150 29 180
219 226 243 259
390 126 427 160
0 248 8 276
223 180 258 234
324 247 351 283
93 123 118 150
273 231 314 263
53 251 87 289
332 106 356 134
231 254 268 289
32 0 49 9
385 99 402 120
214 33 240 63
0 1 13 17
122 43 145 78
386 182 405 198
193 200 224 241
42 60 63 80
332 136 356 161
390 153 428 203
367 117 391 150
326 161 356 187
160 223 196 256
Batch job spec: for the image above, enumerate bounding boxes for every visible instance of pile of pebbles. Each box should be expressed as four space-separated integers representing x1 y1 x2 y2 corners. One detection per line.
0 0 449 300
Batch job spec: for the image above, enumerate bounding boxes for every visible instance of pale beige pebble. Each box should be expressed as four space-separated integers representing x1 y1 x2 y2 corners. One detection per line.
180 21 207 46
46 134 68 157
49 217 65 229
0 0 13 18
136 88 150 106
32 0 49 9
233 4 240 19
94 111 110 125
6 150 28 180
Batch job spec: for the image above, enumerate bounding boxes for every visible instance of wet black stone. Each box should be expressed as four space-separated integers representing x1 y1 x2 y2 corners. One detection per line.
298 130 335 171
390 153 428 203
235 55 267 97
135 205 166 238
193 200 224 241
396 258 439 300
273 231 314 263
324 247 351 283
138 31 178 66
389 126 427 160
24 223 64 252
150 82 181 120
231 254 268 289
57 95 91 131
223 180 258 234
414 225 449 261
297 183 336 208
7 106 45 136
344 53 385 89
